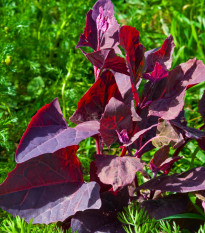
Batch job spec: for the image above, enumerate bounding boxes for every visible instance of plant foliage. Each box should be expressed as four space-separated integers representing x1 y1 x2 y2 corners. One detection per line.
0 0 205 232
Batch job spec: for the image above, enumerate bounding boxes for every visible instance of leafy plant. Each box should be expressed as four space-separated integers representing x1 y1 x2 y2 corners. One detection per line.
0 215 72 233
117 203 159 233
0 0 205 232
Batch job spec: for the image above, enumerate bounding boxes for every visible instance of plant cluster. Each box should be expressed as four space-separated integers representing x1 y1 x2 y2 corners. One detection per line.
0 0 205 232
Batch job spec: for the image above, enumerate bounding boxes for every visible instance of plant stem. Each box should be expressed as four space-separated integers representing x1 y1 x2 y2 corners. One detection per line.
120 146 127 157
94 135 101 155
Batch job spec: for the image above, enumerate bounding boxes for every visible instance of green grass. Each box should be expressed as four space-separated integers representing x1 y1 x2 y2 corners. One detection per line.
0 0 205 232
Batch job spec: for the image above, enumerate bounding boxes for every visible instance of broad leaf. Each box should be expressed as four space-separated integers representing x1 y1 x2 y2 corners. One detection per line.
77 0 120 53
145 34 174 73
119 25 144 106
148 58 205 120
100 97 133 147
138 166 205 193
143 62 168 82
171 121 205 140
95 154 145 191
77 10 98 51
86 48 129 75
141 194 189 220
90 161 112 192
71 188 129 233
124 123 158 147
15 99 99 163
152 119 184 148
71 209 125 233
0 146 101 224
70 70 122 124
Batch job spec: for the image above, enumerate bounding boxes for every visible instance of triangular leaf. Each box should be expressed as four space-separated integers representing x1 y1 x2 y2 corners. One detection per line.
70 70 122 124
95 154 145 191
0 146 101 224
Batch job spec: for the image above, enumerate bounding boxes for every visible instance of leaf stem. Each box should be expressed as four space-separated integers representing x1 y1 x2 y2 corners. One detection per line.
120 146 127 157
94 135 101 155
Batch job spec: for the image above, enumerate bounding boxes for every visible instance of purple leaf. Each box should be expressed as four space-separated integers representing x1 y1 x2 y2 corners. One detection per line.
86 48 129 75
70 70 122 124
143 62 168 82
71 188 129 233
171 121 205 140
138 166 205 193
0 146 101 224
150 145 170 168
90 161 112 193
145 34 175 73
148 58 205 120
71 209 125 233
77 0 120 53
124 123 158 147
92 0 120 52
15 98 99 163
152 119 184 148
142 194 189 220
77 10 98 51
100 97 133 147
95 154 145 191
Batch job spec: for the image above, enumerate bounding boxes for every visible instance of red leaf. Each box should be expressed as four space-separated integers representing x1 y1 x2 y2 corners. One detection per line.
138 166 205 193
86 48 129 75
77 0 120 53
145 34 175 73
70 70 122 124
143 62 168 82
77 10 98 51
119 25 144 106
148 58 205 120
16 98 99 163
142 194 189 220
0 146 101 224
100 97 133 147
95 154 145 191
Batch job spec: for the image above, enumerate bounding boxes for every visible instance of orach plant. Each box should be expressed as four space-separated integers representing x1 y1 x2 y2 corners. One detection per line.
1 0 205 232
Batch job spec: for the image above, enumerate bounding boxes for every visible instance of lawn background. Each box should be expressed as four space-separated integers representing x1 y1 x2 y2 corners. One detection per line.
0 0 205 232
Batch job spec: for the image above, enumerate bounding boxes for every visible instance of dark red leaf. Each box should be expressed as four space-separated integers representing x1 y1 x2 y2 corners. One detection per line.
95 154 145 191
124 123 158 147
141 194 189 220
71 188 129 233
77 0 120 53
171 121 205 140
119 25 144 106
77 10 98 51
150 145 170 169
92 0 120 52
86 48 129 75
150 146 182 174
0 146 101 224
15 98 99 163
70 70 122 124
71 209 125 233
138 166 205 193
145 34 175 73
90 161 112 192
100 97 133 147
148 58 205 120
143 62 168 82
